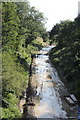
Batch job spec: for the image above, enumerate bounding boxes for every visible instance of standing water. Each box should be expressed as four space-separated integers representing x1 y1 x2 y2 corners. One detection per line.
30 46 67 119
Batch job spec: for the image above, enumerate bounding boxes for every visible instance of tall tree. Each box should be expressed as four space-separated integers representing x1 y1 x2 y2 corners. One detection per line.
2 2 20 52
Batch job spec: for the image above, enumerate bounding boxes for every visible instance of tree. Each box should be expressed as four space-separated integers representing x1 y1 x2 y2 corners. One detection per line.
49 17 80 101
2 2 20 52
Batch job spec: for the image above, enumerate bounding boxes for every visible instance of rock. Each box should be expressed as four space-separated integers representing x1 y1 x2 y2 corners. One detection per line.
23 103 35 107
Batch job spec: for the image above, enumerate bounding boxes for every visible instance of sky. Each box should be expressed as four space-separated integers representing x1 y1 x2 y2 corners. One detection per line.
28 0 79 31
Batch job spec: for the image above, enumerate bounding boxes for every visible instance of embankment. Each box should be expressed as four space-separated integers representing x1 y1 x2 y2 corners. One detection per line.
49 46 78 117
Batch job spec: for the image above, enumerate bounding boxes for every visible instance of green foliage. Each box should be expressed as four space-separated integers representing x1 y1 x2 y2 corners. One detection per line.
16 2 47 48
2 1 47 119
2 94 21 120
49 17 80 102
2 2 20 52
2 51 29 97
1 93 21 120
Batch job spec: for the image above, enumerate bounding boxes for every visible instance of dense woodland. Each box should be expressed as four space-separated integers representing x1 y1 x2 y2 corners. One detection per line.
49 16 80 103
1 1 80 119
2 2 48 119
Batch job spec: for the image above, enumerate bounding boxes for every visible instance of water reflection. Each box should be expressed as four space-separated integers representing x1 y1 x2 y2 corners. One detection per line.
32 46 67 118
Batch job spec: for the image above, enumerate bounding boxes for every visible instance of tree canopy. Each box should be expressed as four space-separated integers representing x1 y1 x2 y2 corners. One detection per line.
49 16 80 102
2 1 47 119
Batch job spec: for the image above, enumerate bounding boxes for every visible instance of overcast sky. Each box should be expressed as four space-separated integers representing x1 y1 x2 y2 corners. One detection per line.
29 0 79 31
